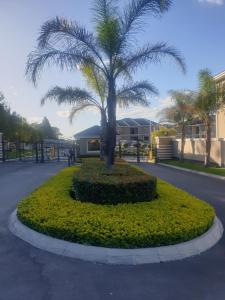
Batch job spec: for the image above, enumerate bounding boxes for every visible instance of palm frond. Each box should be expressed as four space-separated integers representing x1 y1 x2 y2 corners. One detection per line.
118 80 158 96
25 47 102 85
198 69 215 93
117 80 158 108
169 90 196 105
123 0 172 31
41 86 99 107
81 65 107 103
117 0 172 55
194 69 225 116
116 42 186 76
159 106 177 123
112 57 133 80
37 17 108 74
160 90 195 124
92 0 117 23
117 92 149 108
38 17 95 53
69 103 97 123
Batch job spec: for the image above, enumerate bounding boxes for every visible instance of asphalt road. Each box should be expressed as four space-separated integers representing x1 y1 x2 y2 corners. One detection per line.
0 161 225 300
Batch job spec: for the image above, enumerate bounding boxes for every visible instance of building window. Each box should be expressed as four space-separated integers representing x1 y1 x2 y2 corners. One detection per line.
88 139 100 152
131 136 138 141
130 127 138 135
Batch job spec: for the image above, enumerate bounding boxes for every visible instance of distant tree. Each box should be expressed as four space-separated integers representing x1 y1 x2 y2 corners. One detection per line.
160 90 195 161
30 123 45 141
0 92 61 142
39 117 60 139
195 69 225 167
26 0 185 168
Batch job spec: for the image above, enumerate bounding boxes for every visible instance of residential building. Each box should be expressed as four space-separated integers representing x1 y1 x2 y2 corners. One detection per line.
177 71 225 140
173 70 225 165
116 118 159 145
74 118 159 156
74 126 101 157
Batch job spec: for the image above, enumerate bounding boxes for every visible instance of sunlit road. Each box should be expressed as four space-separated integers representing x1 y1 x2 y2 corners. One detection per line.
0 161 225 300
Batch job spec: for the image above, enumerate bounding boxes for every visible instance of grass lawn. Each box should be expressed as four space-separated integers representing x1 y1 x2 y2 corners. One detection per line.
163 160 225 177
6 150 33 160
17 161 214 248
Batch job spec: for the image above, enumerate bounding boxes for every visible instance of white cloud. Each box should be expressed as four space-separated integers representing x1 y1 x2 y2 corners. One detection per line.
117 96 173 121
56 110 70 118
56 106 99 119
27 116 42 124
9 85 19 97
56 97 173 124
198 0 224 5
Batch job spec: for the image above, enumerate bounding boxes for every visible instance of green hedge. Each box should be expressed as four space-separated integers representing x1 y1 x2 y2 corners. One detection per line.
72 159 157 204
17 166 215 248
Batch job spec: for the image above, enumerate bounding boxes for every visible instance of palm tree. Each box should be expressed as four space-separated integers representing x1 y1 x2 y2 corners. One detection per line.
42 65 158 159
41 85 108 160
195 69 225 167
160 90 194 161
26 0 186 168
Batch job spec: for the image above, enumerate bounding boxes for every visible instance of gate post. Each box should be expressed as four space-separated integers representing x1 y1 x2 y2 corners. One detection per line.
2 134 5 162
40 141 44 163
0 133 4 162
18 141 22 161
137 141 140 163
119 142 122 158
57 144 60 162
35 142 39 163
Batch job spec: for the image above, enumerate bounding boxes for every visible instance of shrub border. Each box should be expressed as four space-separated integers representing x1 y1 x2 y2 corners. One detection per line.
9 210 223 265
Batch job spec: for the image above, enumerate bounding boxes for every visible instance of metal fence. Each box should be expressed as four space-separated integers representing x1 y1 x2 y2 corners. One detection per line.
116 141 157 163
0 136 76 164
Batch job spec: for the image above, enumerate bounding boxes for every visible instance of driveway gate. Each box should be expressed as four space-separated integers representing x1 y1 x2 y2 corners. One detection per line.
116 141 155 163
0 137 76 163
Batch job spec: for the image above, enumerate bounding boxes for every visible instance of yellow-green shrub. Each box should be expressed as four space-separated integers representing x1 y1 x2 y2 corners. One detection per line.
73 159 157 204
17 166 215 248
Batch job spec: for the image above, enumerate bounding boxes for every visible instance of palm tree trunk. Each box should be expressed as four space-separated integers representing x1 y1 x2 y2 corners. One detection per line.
106 77 116 169
180 124 186 162
205 118 211 167
100 109 107 161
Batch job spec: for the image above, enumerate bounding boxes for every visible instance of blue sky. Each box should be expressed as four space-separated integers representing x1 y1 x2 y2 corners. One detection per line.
0 0 225 138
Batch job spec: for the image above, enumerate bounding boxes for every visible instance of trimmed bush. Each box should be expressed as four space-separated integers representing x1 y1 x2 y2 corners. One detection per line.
17 166 215 249
72 159 157 204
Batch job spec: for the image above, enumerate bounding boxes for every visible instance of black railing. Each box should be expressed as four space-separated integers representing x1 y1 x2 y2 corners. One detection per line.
0 136 77 164
116 141 157 163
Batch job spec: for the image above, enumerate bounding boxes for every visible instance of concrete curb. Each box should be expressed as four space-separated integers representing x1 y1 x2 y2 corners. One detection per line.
9 210 223 265
159 163 225 181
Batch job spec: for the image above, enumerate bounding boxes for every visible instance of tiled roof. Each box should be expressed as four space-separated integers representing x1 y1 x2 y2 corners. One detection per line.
74 119 159 139
117 118 158 127
74 125 101 139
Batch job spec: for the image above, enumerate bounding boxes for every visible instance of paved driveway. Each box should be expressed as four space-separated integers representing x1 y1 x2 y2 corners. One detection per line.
1 162 225 300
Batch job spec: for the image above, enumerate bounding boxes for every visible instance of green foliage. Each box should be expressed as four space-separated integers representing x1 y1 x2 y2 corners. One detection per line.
195 69 225 118
17 165 215 248
72 159 157 204
0 93 60 142
81 65 107 103
195 69 225 166
26 0 186 166
38 117 60 139
97 18 120 55
160 90 195 125
152 127 176 143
